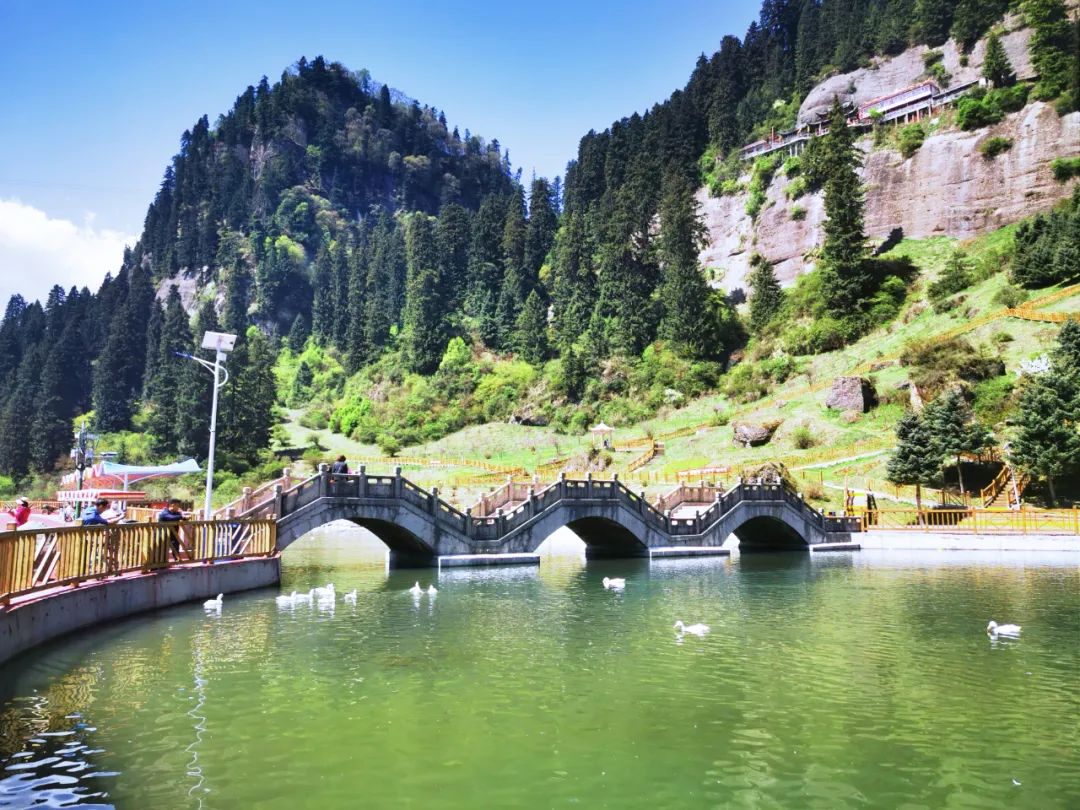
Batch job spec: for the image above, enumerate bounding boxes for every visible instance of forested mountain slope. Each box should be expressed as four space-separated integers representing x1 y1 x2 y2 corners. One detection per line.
1 0 1078 495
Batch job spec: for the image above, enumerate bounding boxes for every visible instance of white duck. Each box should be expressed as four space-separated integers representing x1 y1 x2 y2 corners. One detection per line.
602 577 626 590
427 584 438 596
987 620 1021 637
203 594 223 610
275 591 298 607
343 589 358 604
409 582 424 596
313 583 335 599
674 620 710 636
292 589 314 605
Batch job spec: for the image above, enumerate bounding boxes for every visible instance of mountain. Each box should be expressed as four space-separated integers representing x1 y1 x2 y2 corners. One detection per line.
1 0 1078 490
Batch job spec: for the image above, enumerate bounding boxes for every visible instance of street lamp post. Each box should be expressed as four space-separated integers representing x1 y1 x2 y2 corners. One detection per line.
177 331 237 519
71 421 98 517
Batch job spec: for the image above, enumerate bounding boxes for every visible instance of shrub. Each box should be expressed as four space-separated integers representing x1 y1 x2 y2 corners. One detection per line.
898 124 926 158
791 425 817 449
1051 157 1080 182
993 283 1028 308
979 136 1013 159
376 433 401 457
746 154 781 219
790 205 807 221
922 50 944 68
785 177 809 199
781 317 847 355
900 336 1005 396
782 156 801 177
802 481 828 501
957 85 1031 130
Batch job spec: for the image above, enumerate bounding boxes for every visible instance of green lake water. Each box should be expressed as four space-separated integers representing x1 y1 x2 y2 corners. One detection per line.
1 526 1078 808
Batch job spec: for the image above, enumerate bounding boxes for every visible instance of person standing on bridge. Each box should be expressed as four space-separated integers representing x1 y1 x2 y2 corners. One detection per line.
157 498 188 561
6 497 30 528
331 455 349 475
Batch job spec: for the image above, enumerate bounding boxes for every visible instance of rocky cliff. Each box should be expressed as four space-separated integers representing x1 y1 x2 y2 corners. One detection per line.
699 19 1080 293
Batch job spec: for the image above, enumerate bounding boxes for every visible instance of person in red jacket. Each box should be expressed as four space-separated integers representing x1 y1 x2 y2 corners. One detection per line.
6 497 31 528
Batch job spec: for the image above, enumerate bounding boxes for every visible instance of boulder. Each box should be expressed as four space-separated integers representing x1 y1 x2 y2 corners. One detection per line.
509 406 549 427
732 421 777 448
825 376 876 413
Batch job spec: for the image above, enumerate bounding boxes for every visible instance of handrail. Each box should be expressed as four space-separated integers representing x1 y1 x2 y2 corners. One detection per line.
860 507 1079 535
0 519 277 605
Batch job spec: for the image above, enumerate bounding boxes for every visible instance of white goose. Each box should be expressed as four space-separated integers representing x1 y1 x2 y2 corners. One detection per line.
987 620 1021 637
343 589 358 604
276 591 298 607
292 589 314 605
313 583 335 599
674 620 710 636
427 584 438 596
203 593 223 610
409 582 424 596
602 577 626 590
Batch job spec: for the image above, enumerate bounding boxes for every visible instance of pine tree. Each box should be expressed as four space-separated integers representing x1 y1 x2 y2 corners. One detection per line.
656 172 714 359
287 312 309 353
1054 320 1080 367
146 287 192 452
310 245 334 343
1010 372 1080 505
30 343 72 472
923 388 991 495
344 227 368 372
402 214 445 374
0 348 43 478
437 203 471 313
915 0 955 46
513 290 549 365
524 177 557 290
982 32 1016 88
886 410 940 515
174 300 219 460
219 327 278 465
550 212 596 349
819 97 871 317
747 253 784 334
331 238 351 347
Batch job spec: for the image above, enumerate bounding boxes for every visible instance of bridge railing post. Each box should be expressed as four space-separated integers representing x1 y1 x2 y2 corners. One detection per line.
639 490 646 514
394 466 403 498
282 467 292 492
241 486 253 514
496 507 505 536
358 466 367 497
431 487 439 515
586 472 593 499
319 463 330 498
273 484 284 519
611 473 619 502
558 472 566 500
527 487 535 517
465 507 474 538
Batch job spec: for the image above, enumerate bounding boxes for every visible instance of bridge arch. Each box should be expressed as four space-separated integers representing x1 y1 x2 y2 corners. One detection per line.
730 514 809 551
348 518 437 568
563 516 650 559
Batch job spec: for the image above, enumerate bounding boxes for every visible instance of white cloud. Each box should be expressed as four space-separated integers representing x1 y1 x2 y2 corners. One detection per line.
0 199 136 307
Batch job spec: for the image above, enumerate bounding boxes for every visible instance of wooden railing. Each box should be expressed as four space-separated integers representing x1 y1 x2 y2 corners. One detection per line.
861 507 1079 534
0 519 277 605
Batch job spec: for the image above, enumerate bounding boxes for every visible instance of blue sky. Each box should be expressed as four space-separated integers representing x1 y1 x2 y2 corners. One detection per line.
0 0 759 303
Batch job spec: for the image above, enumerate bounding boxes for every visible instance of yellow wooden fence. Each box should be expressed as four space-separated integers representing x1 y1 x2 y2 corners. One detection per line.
0 519 277 605
860 507 1079 534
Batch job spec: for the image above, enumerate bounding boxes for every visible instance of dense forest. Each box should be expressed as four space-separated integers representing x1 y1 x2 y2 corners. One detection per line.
1 0 1077 490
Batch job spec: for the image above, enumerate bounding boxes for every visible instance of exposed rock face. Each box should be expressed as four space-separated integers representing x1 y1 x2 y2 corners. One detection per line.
732 421 777 448
825 377 876 412
698 21 1079 295
798 20 1034 125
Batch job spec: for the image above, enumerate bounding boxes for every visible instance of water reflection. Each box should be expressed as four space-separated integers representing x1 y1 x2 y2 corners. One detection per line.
0 525 1078 808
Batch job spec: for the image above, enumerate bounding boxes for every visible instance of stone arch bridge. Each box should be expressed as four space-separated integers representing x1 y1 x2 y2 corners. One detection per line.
231 468 859 567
